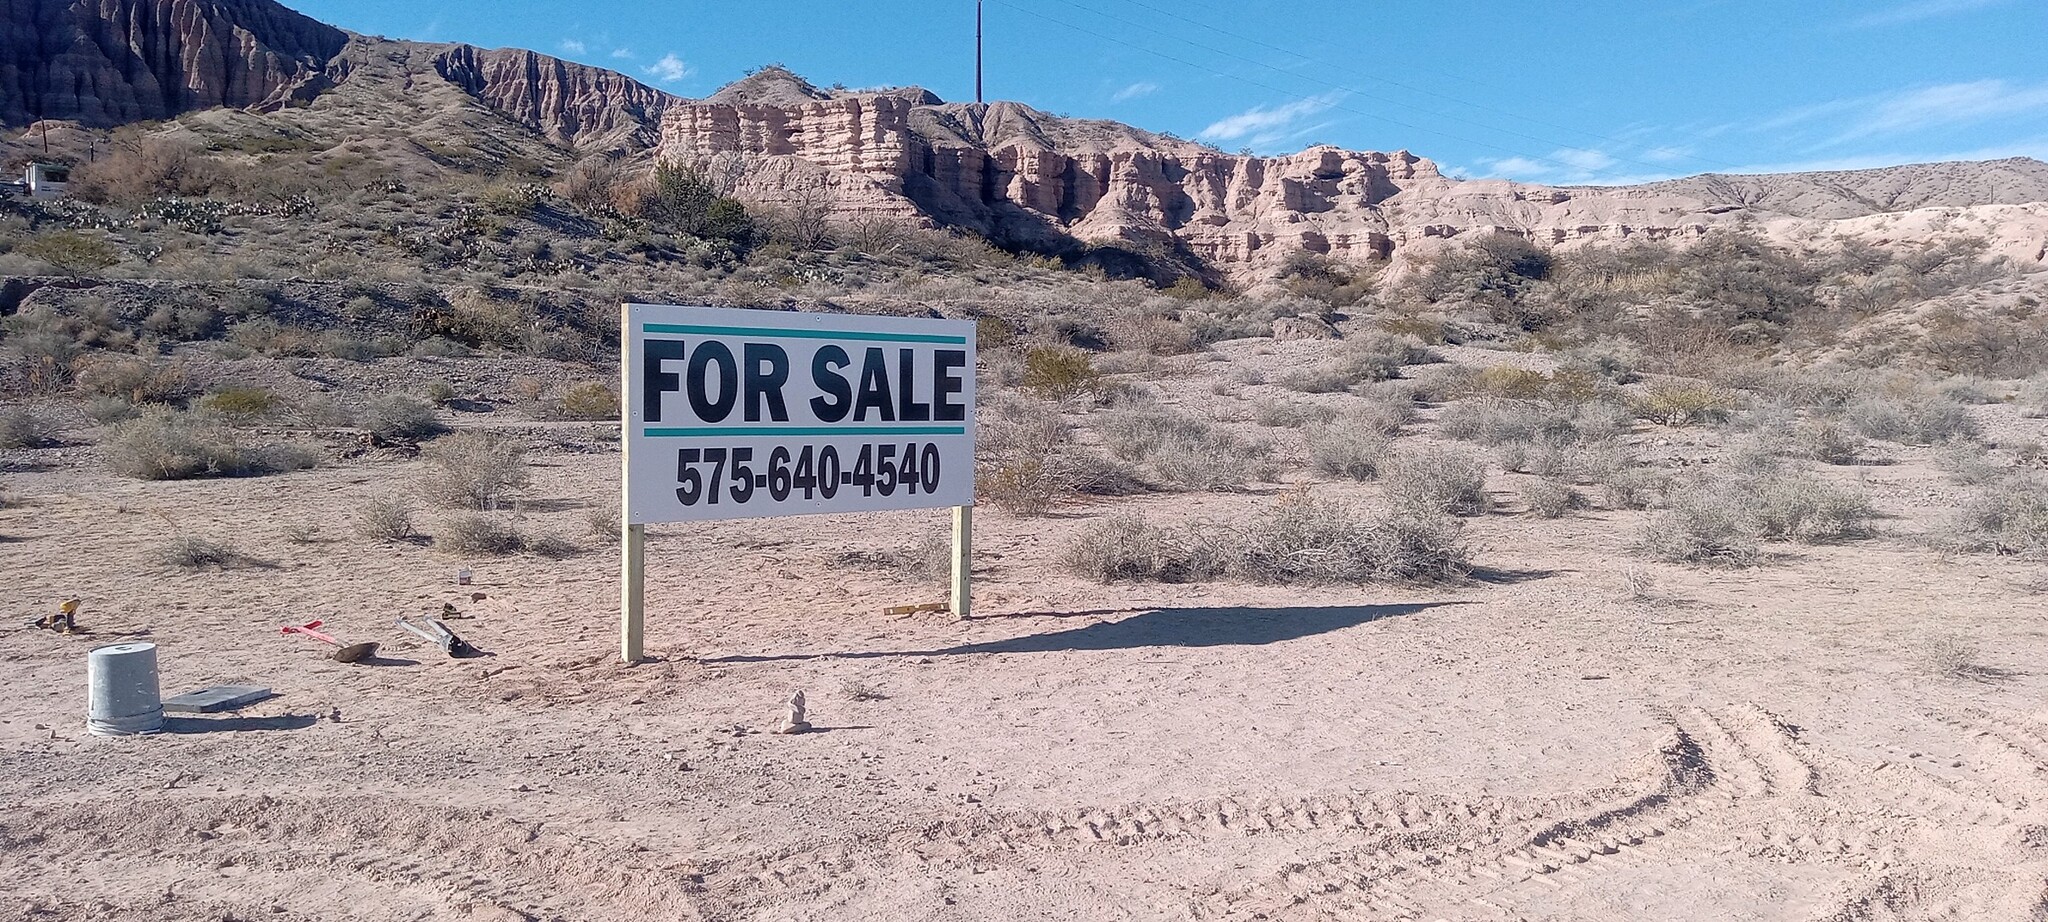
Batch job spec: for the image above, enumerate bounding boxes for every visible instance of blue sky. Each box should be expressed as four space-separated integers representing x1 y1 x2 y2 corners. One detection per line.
290 0 2048 185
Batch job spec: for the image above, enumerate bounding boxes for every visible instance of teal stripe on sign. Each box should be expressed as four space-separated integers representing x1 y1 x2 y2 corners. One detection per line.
644 426 967 438
642 323 966 344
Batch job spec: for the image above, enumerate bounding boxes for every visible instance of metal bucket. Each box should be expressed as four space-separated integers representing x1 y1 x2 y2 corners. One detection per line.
87 642 164 736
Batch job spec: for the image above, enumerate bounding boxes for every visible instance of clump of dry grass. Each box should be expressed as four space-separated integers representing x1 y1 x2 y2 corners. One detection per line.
158 536 239 569
1631 381 1739 427
1843 394 1978 445
355 497 416 542
434 514 524 555
0 408 62 448
105 409 319 480
418 432 529 509
1916 634 1999 681
1522 478 1583 518
1098 405 1269 492
362 394 444 442
1942 475 2048 558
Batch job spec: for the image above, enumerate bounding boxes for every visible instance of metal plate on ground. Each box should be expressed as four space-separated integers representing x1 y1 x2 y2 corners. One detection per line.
162 685 275 713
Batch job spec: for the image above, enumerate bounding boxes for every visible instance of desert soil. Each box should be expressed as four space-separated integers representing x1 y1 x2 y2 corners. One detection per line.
4 344 2047 922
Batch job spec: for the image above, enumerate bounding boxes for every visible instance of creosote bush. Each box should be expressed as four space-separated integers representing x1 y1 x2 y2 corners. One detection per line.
1020 345 1102 399
1306 422 1391 481
1522 479 1582 518
1097 405 1269 492
197 387 279 425
1632 381 1738 427
1843 395 1978 445
555 382 621 420
418 432 529 509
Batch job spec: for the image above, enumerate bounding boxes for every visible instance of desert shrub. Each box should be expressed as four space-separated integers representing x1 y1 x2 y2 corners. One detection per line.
361 394 444 442
1632 381 1738 427
977 458 1067 515
1599 466 1666 510
105 409 317 479
1381 444 1489 516
1522 478 1582 518
1843 395 1978 445
845 527 954 583
71 355 191 405
587 506 622 543
422 380 459 406
355 498 416 542
1799 420 1866 465
1020 345 1101 399
0 408 62 448
1279 334 1436 393
20 231 119 275
1935 445 2004 486
2021 373 2048 418
1638 471 1874 564
526 533 582 559
554 382 621 420
1943 476 2048 557
1558 342 1642 384
1251 399 1337 428
1305 422 1392 481
1232 493 1471 584
1060 513 1229 583
435 514 524 555
1936 377 1998 405
196 387 279 425
157 537 238 569
977 396 1075 514
228 318 322 357
418 432 529 509
282 523 322 545
1438 397 1629 447
1098 405 1267 491
83 397 141 424
1464 366 1553 401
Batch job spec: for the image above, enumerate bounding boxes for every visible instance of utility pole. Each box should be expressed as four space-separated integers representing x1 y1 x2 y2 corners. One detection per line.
976 0 984 104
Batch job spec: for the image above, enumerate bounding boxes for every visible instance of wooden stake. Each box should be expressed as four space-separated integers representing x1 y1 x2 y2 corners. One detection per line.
620 304 645 663
951 505 973 620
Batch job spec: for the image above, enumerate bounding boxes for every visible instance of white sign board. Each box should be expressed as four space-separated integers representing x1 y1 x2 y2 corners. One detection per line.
623 304 976 524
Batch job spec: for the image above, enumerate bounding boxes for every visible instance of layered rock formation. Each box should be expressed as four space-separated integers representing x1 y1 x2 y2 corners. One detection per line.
659 70 2048 279
0 0 348 126
431 45 674 152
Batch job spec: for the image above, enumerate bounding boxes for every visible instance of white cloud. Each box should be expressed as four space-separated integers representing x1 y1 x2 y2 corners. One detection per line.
1552 148 1617 173
558 39 587 55
1643 146 1692 164
1112 81 1160 103
1200 93 1345 146
1853 0 2012 28
612 48 635 60
1842 79 2048 140
645 54 693 85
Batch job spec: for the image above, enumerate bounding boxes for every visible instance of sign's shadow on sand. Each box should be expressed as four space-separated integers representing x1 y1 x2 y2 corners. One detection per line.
708 602 1468 663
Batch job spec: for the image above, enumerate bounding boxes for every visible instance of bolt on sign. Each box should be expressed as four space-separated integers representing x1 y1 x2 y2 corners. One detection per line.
618 304 978 660
624 304 977 522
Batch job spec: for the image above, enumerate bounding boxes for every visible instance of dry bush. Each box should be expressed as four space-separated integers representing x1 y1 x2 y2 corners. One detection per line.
1935 444 2004 486
1638 471 1874 565
1306 422 1392 481
587 506 622 543
1462 366 1553 401
361 394 445 442
839 526 954 583
197 387 280 425
1843 395 1979 445
1020 345 1102 399
1251 399 1337 428
1278 334 1437 393
1522 478 1583 518
1631 381 1738 427
1597 466 1665 510
70 138 222 204
1098 405 1268 492
71 355 192 405
20 231 119 275
553 382 621 421
435 514 525 555
976 396 1076 514
105 409 317 480
526 533 582 559
1059 512 1229 583
1062 496 1470 586
1381 445 1489 516
1231 493 1471 584
1943 476 2048 557
418 432 529 509
1438 397 1630 447
2021 373 2048 418
157 537 239 570
0 408 62 448
1916 634 1999 681
1798 420 1866 465
354 498 416 542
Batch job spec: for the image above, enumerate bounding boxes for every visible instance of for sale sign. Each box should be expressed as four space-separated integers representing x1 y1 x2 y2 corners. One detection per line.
623 305 977 524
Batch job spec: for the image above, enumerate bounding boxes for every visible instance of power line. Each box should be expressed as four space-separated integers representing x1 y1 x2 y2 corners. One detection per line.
1099 0 1736 171
995 0 1710 178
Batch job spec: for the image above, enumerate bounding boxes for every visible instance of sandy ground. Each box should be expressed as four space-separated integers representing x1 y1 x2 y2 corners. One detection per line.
4 345 2048 921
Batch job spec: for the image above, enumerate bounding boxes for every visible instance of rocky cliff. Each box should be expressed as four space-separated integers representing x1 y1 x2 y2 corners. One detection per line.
0 0 348 126
660 70 2048 279
430 45 674 152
